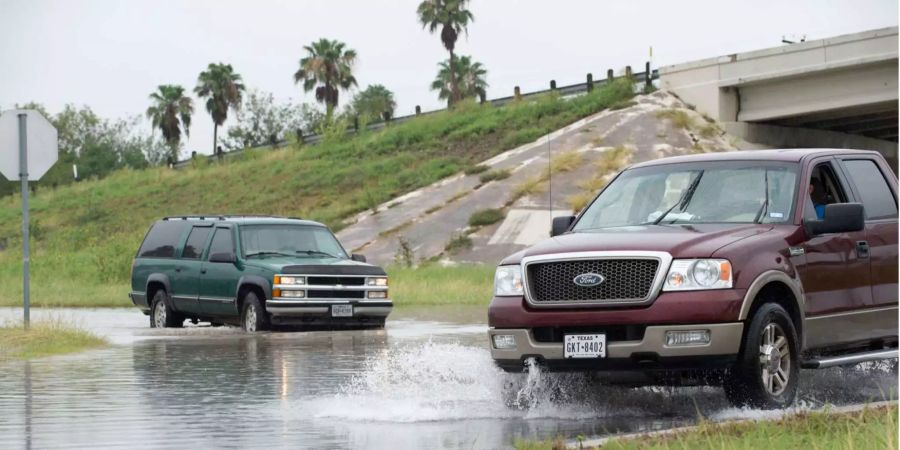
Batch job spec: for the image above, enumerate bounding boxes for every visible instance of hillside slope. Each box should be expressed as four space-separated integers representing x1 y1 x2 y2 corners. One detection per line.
0 80 636 306
339 91 758 266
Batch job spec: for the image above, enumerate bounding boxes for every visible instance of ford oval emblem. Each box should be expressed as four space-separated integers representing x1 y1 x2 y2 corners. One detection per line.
573 273 605 287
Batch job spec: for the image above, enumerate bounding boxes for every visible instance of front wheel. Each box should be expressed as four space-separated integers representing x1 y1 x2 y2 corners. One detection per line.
241 292 270 332
724 303 799 409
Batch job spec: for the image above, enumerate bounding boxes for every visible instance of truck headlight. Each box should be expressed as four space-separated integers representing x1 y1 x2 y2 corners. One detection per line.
494 265 524 296
275 275 306 286
663 259 732 291
367 277 388 287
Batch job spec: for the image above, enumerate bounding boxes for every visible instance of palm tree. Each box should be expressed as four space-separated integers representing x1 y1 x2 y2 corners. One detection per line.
349 85 397 121
431 55 487 106
195 63 245 154
293 38 357 120
417 0 474 106
146 85 193 161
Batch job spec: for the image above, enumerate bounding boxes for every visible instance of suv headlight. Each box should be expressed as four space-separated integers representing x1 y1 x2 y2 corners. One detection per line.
494 265 524 296
275 275 306 286
663 259 732 291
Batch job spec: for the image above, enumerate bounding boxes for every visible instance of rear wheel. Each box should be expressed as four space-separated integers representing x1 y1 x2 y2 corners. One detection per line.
149 290 183 329
724 303 799 409
241 292 269 332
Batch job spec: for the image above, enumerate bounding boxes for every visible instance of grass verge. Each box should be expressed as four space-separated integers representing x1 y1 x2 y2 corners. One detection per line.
0 319 107 359
387 264 494 306
514 404 898 450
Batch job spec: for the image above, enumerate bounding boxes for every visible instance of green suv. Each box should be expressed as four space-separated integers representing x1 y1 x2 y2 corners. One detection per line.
129 216 391 331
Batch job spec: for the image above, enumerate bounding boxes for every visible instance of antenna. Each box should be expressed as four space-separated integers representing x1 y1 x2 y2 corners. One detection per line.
547 133 552 225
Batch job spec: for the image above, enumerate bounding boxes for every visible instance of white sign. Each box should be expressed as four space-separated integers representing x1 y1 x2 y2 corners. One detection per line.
0 109 58 180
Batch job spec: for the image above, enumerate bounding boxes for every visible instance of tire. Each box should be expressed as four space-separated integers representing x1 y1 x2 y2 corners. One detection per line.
241 292 269 332
149 290 184 329
724 303 799 409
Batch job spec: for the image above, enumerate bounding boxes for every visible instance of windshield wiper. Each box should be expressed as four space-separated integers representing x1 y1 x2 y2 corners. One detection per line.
753 168 770 224
244 251 291 258
295 250 341 258
653 170 705 225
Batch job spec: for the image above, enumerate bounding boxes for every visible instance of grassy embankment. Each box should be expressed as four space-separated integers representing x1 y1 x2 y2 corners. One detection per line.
0 80 633 308
0 319 107 359
514 404 898 450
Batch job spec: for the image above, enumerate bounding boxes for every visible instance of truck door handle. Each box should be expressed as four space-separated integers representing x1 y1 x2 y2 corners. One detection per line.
174 267 182 272
200 269 207 274
856 240 870 259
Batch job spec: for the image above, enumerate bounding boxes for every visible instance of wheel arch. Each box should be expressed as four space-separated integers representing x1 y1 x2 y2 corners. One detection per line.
739 270 806 349
145 274 172 307
236 276 271 313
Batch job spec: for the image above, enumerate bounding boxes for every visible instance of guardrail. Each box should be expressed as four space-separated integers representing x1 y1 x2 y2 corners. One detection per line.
173 62 658 169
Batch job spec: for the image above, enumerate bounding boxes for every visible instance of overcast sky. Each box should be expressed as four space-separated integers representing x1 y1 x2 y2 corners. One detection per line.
1 0 897 155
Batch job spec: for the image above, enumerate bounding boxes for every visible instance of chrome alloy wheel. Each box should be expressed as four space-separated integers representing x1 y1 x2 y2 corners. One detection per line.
244 304 257 332
153 300 167 328
759 322 791 396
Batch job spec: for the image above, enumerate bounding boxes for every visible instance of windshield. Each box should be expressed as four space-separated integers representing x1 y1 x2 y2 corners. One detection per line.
573 161 799 230
240 225 348 259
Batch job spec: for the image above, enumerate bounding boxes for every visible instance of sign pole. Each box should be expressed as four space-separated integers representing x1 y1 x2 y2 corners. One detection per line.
18 113 30 331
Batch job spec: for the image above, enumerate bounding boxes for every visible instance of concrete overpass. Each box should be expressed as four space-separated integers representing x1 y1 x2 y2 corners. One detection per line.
660 27 898 169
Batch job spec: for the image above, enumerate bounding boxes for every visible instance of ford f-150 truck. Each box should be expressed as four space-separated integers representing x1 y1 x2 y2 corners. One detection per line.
488 149 898 408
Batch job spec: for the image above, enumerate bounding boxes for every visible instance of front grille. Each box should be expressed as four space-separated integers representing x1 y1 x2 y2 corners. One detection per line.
308 276 366 286
532 325 647 343
527 259 659 303
307 290 365 299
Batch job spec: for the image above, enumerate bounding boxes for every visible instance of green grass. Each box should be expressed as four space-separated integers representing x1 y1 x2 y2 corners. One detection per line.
387 264 493 306
0 80 633 308
444 233 473 253
468 208 505 227
0 319 107 359
464 165 490 175
514 405 898 450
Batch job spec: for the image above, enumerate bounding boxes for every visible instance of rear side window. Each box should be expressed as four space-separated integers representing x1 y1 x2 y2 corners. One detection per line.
138 221 188 258
182 227 213 259
842 159 898 220
207 228 234 258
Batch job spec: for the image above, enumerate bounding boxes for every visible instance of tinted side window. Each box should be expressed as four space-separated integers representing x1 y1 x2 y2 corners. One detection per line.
138 221 188 258
207 228 234 258
182 227 212 259
843 159 898 220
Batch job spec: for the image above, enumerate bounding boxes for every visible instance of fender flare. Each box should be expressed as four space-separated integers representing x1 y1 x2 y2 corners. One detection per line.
738 270 807 346
237 275 272 304
145 273 173 308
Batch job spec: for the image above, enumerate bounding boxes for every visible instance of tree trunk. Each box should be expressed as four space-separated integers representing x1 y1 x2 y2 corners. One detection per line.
449 48 459 107
212 123 218 155
325 82 335 122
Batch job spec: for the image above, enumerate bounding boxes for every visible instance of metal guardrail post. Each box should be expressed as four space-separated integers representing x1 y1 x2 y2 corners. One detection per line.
586 73 593 92
550 80 557 90
415 105 421 115
514 86 521 101
645 61 652 89
607 69 614 81
625 66 632 79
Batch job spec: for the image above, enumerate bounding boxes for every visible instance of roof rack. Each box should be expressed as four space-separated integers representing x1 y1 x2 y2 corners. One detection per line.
162 215 304 221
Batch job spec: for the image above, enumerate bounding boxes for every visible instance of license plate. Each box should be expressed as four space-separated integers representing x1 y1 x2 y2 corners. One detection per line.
331 305 353 317
564 334 606 358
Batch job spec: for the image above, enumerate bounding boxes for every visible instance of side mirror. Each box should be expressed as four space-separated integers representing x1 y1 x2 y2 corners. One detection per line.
209 252 236 263
351 253 367 263
551 215 576 237
804 203 865 237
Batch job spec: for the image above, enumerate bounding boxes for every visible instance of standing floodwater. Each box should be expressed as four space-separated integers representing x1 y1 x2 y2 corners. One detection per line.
0 307 895 449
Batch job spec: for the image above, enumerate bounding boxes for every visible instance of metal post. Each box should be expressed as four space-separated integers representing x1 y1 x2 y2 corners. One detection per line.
18 113 30 331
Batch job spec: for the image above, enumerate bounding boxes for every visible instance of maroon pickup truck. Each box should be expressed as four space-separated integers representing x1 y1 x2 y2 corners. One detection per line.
488 149 898 408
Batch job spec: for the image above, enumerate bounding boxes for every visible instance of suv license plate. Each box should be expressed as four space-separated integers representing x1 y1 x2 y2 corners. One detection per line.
331 305 353 317
564 334 606 358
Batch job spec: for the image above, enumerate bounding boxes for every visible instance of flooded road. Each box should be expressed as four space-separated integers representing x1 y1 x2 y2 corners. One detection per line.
0 307 896 449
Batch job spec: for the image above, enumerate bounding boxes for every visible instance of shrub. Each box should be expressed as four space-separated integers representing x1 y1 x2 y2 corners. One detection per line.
444 233 473 253
464 165 489 175
479 169 511 183
468 208 505 227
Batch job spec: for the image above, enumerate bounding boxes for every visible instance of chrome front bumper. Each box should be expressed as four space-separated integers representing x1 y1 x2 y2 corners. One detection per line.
488 322 744 362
